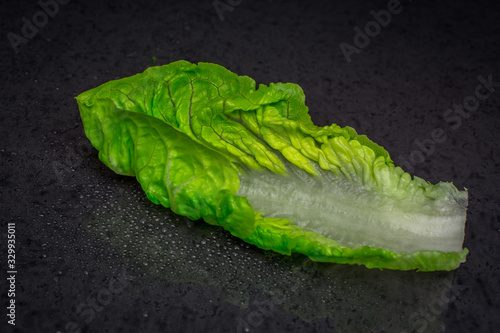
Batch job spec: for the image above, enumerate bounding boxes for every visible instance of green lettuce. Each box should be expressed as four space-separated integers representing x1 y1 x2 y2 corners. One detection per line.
76 60 468 271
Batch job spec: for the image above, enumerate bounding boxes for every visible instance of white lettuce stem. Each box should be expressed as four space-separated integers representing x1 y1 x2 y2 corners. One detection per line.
237 164 467 254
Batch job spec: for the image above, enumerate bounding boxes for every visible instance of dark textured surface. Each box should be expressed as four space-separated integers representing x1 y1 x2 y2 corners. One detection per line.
1 1 499 332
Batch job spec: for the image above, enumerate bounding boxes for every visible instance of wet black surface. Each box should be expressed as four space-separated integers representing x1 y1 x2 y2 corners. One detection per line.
1 1 499 332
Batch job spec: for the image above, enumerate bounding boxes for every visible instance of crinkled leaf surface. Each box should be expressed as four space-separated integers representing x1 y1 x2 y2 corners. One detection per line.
76 60 468 271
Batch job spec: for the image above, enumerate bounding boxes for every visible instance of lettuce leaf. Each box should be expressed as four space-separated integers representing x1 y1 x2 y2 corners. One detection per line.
76 60 468 271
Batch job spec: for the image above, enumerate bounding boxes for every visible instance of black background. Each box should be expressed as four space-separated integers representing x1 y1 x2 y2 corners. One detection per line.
1 1 499 332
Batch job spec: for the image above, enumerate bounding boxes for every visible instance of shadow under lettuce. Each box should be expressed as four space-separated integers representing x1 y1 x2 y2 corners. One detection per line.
86 179 458 333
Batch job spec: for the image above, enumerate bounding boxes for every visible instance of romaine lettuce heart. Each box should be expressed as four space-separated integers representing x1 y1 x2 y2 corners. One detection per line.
76 60 468 271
